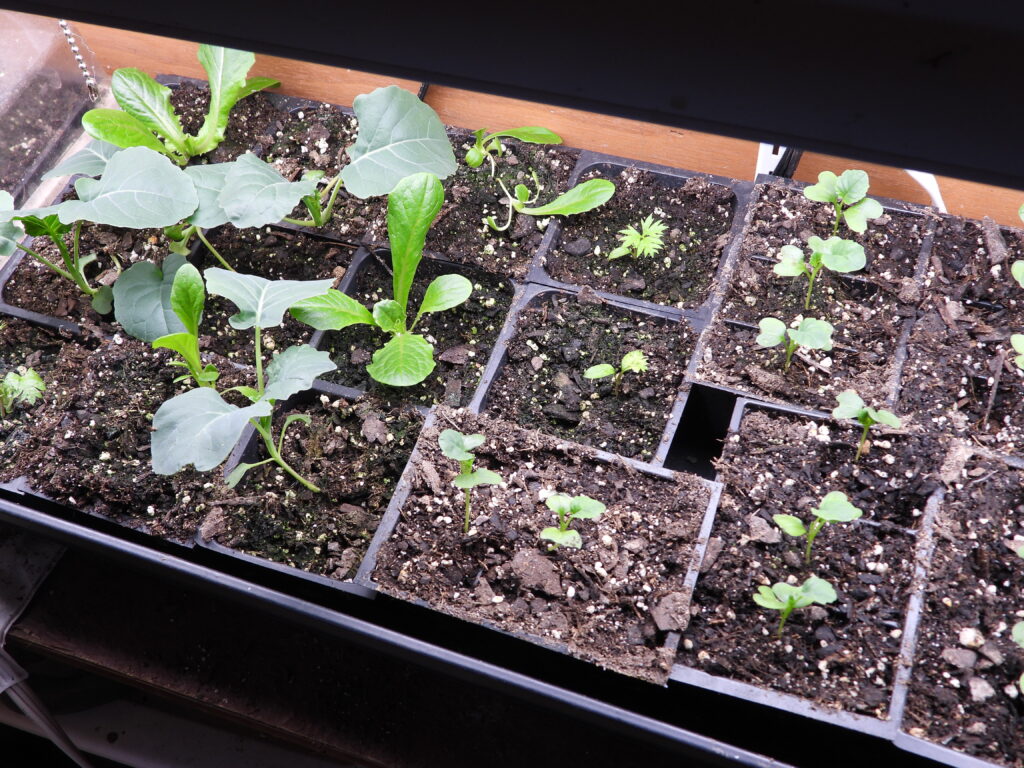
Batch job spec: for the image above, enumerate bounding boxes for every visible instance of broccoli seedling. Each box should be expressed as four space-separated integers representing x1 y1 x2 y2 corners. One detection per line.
608 215 668 260
755 317 834 371
774 236 866 309
583 349 648 395
438 429 503 534
753 576 837 638
831 389 901 462
1012 334 1024 370
803 170 884 235
0 367 45 418
773 491 864 564
540 493 605 550
485 175 614 233
465 126 562 175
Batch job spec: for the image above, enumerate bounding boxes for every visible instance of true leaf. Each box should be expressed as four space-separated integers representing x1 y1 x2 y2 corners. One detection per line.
803 171 839 203
788 318 833 351
774 245 807 277
418 274 472 316
170 262 205 337
2 368 45 406
218 153 318 229
387 172 444 312
520 179 615 216
832 389 866 420
811 492 863 523
342 85 457 198
756 317 787 348
365 332 435 387
843 198 883 233
539 527 582 549
261 345 336 402
584 364 616 379
834 170 869 205
203 269 333 329
773 514 808 537
373 299 407 334
453 468 503 489
290 289 374 330
817 237 866 273
0 192 23 259
42 139 121 180
81 109 173 157
487 127 562 145
184 163 232 227
152 332 206 380
109 68 188 154
112 253 188 342
192 46 278 154
621 350 648 373
151 387 271 474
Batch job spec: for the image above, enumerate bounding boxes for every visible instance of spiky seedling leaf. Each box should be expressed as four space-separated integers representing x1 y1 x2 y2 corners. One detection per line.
811 491 863 523
584 364 616 379
439 429 485 462
773 514 808 537
620 350 648 374
788 318 834 351
1 368 45 413
756 317 787 348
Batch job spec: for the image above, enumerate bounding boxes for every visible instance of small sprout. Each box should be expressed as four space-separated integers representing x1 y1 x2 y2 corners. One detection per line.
485 175 614 233
803 169 884 235
755 317 834 371
753 576 837 638
1013 621 1024 692
539 493 605 550
439 429 503 534
583 349 648 394
465 126 562 174
607 214 668 260
1011 334 1024 370
774 491 863 564
831 389 901 462
774 236 866 309
0 367 45 418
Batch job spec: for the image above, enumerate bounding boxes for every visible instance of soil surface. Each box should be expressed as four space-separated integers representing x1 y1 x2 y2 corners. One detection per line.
483 289 693 461
265 107 579 278
543 168 737 309
905 453 1024 766
678 406 945 715
320 255 513 408
898 216 1024 456
371 408 711 684
199 391 423 582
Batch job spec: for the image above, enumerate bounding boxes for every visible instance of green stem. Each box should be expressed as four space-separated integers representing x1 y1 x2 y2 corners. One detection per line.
16 243 74 283
805 264 822 310
856 423 870 462
832 202 842 235
777 601 795 638
63 222 97 297
783 338 797 371
254 327 264 393
197 229 235 271
464 489 472 534
252 418 320 493
613 370 623 396
805 519 824 564
320 175 344 223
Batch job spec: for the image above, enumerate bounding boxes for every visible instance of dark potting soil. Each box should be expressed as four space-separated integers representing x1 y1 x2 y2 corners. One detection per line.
265 109 579 279
898 217 1024 456
320 256 513 408
543 169 736 309
199 392 423 582
904 454 1024 766
677 408 943 716
483 290 693 461
371 408 711 684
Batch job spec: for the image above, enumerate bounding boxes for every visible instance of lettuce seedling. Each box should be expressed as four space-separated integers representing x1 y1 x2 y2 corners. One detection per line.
540 493 605 550
831 389 901 462
755 317 834 371
81 45 279 165
773 491 863 564
753 576 837 638
465 126 562 175
608 215 668 260
485 177 615 232
290 172 472 387
1012 334 1024 370
774 236 866 309
438 429 503 533
584 349 648 395
0 367 45 418
803 170 884 235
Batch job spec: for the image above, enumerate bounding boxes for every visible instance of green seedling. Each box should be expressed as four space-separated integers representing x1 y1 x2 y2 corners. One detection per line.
1013 621 1024 693
755 316 834 371
831 389 901 462
608 214 668 260
485 176 615 232
290 172 472 387
438 429 503 533
584 349 648 395
1012 260 1024 290
150 267 336 492
0 367 45 418
753 576 837 638
1012 334 1024 370
81 45 278 165
539 493 605 550
804 170 884 235
774 236 866 309
465 126 562 175
773 491 863 564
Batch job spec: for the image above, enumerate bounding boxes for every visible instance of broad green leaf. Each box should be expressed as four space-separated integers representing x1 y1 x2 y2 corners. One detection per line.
817 237 866 273
843 198 883 233
418 274 472 316
226 462 260 489
192 46 276 154
1013 621 1024 648
756 317 787 348
373 299 407 334
811 492 863 523
1011 260 1024 289
170 262 205 337
514 184 531 203
0 192 23 259
520 179 615 216
153 331 205 379
184 163 232 227
290 290 375 331
1012 334 1024 355
800 576 838 606
342 85 457 198
584 363 616 379
112 253 188 342
218 153 318 229
803 171 838 204
110 68 188 153
621 350 648 373
465 146 486 167
752 586 787 610
58 147 199 228
453 468 503 489
91 286 114 315
262 344 336 402
832 389 866 420
487 127 562 145
81 109 173 156
42 139 121 180
204 268 333 329
388 172 444 312
788 317 834 351
834 170 869 205
365 332 435 387
570 495 605 520
545 494 572 516
15 213 68 238
773 514 807 537
439 429 484 461
539 527 582 549
865 407 901 429
152 387 271 474
774 245 807 277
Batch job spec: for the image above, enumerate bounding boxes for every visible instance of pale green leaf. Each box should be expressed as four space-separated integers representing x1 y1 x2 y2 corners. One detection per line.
218 153 318 229
1012 621 1024 648
110 68 188 152
418 274 472 316
42 139 120 180
774 245 807 277
752 586 787 611
169 262 205 338
1011 260 1024 289
453 468 503 489
365 332 435 387
91 286 114 315
803 171 838 204
545 494 572 517
620 350 648 373
81 109 173 156
788 317 834 351
184 163 232 227
0 191 24 259
1 368 45 408
204 268 333 329
817 237 866 273
152 331 205 379
373 299 407 334
520 179 615 217
811 492 863 523
112 253 188 342
262 344 336 402
486 127 562 145
843 198 883 233
192 46 274 154
834 170 869 205
388 172 444 311
584 364 616 379
539 527 582 549
439 429 484 461
756 317 787 348
832 389 866 420
866 407 901 429
773 514 807 537
800 576 838 606
290 289 374 330
570 495 605 520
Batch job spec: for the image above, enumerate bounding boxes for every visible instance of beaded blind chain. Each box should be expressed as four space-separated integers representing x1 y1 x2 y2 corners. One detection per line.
57 19 99 101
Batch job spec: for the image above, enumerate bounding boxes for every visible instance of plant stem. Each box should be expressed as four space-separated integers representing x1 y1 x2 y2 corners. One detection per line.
612 370 622 396
463 489 472 534
804 264 822 310
856 423 870 462
254 327 264 393
252 418 320 492
805 519 824 564
832 202 842 235
16 243 74 283
783 338 797 371
197 229 235 271
320 174 344 223
777 604 793 638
